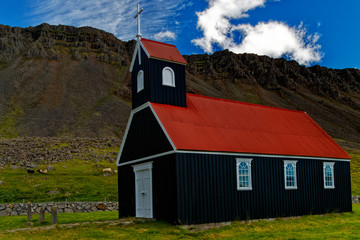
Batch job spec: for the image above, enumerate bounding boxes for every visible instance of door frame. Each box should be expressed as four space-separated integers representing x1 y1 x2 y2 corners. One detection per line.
132 161 153 218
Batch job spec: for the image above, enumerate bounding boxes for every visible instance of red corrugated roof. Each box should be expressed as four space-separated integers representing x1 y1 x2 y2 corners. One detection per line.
150 94 351 159
141 38 187 65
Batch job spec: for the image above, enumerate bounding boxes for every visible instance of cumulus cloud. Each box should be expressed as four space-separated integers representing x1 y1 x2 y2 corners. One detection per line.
154 30 176 41
29 0 188 41
192 0 322 65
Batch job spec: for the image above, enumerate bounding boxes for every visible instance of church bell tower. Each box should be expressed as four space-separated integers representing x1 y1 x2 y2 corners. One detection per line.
129 4 187 109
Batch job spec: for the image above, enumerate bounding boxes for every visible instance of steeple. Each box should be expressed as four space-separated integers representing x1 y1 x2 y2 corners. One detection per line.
129 5 187 109
134 4 144 40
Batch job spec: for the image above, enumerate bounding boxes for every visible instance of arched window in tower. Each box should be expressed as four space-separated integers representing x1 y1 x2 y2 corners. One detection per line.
162 67 175 87
137 70 144 92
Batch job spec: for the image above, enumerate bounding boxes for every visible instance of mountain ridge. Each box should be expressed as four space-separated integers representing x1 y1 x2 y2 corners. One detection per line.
0 24 359 146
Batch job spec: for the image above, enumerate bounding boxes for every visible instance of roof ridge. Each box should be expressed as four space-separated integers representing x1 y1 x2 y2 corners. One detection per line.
186 93 304 114
141 38 176 48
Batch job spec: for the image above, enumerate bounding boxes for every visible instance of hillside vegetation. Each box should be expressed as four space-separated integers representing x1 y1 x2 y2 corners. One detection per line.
0 23 360 203
0 23 359 143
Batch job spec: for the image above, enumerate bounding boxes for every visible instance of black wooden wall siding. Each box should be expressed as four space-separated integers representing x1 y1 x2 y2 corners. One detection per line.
149 58 186 107
131 48 186 109
118 163 135 218
118 154 178 222
119 152 351 224
119 107 173 163
152 154 178 222
175 153 351 224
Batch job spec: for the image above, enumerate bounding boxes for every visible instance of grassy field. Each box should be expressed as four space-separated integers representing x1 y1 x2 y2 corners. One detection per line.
1 205 360 239
1 146 360 204
349 149 360 196
0 211 119 231
0 157 118 203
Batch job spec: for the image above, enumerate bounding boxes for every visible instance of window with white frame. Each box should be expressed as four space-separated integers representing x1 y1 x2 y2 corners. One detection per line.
236 158 253 190
323 162 335 189
284 160 297 189
137 70 144 92
162 67 175 87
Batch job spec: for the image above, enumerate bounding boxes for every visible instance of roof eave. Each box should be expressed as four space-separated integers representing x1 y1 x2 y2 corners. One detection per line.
129 39 151 72
150 56 187 65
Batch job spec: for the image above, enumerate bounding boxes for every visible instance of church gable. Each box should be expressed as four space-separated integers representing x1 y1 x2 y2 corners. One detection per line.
131 46 151 108
117 105 174 165
130 39 187 109
129 38 187 73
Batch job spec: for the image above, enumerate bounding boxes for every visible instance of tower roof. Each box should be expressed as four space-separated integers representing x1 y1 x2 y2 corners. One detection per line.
140 38 187 64
129 38 187 72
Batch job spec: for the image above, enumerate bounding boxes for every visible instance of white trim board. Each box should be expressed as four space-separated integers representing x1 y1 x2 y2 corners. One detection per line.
139 40 150 59
116 102 151 166
323 162 335 189
175 150 351 162
236 158 253 191
284 160 298 190
129 40 140 73
148 104 176 150
118 149 350 167
129 40 151 72
118 150 175 167
116 102 176 166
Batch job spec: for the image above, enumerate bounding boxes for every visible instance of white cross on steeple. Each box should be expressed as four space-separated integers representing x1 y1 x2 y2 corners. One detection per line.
134 3 143 39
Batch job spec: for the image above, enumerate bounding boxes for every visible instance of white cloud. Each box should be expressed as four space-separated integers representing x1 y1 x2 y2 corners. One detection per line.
154 31 176 41
231 22 322 65
192 0 322 65
29 0 188 41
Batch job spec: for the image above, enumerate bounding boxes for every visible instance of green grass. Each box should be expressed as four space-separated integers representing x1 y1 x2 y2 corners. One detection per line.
0 99 24 138
0 211 118 231
1 205 360 239
349 149 360 195
1 143 359 203
0 158 117 203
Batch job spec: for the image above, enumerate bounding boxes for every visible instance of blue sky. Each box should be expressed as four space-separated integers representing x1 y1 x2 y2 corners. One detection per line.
1 0 360 69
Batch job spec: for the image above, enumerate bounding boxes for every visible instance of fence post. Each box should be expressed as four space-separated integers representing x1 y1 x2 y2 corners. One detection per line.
51 206 57 225
26 202 33 226
39 207 45 223
27 202 32 222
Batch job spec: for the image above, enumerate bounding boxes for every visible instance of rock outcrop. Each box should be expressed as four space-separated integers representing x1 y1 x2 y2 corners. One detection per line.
0 137 120 168
0 23 359 145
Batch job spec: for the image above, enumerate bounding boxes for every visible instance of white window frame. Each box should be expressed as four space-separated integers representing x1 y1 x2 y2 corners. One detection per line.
236 158 253 191
162 67 175 87
284 160 298 190
323 162 335 189
137 70 144 93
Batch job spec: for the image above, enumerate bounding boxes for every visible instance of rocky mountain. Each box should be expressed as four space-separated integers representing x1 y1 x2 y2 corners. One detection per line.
0 23 134 138
0 24 359 147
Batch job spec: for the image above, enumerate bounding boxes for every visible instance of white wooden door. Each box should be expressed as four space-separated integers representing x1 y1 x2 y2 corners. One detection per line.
133 162 153 218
